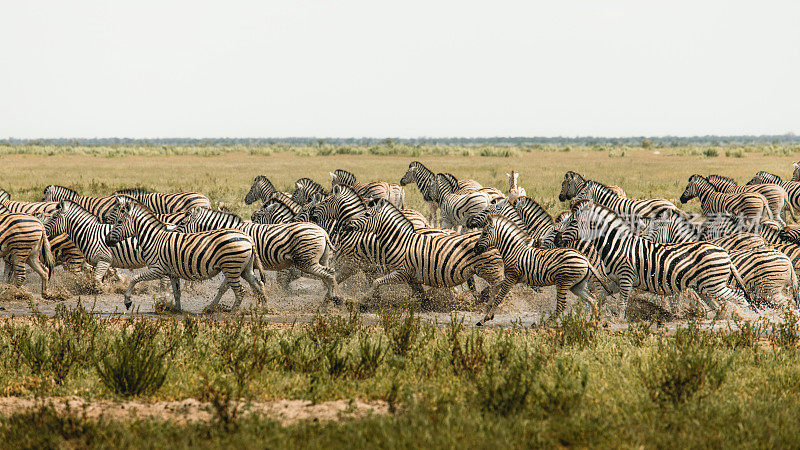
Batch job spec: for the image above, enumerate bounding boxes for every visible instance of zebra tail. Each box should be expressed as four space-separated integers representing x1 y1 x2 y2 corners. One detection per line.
729 264 752 305
41 235 55 276
587 261 613 295
764 201 774 221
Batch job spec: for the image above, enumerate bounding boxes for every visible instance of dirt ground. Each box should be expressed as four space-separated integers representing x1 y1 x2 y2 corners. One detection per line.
0 265 786 331
0 396 389 425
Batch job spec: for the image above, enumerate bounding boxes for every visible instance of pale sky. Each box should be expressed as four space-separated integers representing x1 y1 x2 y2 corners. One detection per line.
1 0 798 138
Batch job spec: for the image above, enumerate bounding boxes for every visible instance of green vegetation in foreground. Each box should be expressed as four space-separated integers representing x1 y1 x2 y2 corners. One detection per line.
3 142 800 219
2 304 800 447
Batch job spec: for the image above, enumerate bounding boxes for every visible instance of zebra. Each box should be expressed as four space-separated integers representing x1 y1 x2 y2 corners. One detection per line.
42 185 119 222
244 176 283 205
176 207 338 302
113 189 211 215
330 169 405 208
291 178 328 205
513 196 556 244
466 199 529 239
0 189 58 216
0 213 54 296
728 248 799 307
399 161 482 226
558 171 626 201
343 199 504 305
706 174 793 224
106 197 266 312
251 193 302 224
747 171 800 218
43 201 146 290
575 180 685 220
430 173 495 232
793 162 800 182
779 224 800 245
680 175 772 224
640 213 752 243
560 201 753 317
473 214 611 325
506 171 527 204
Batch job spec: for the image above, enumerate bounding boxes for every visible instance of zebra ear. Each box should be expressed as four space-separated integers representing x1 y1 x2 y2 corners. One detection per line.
329 172 337 181
505 172 510 178
794 162 799 169
295 181 303 190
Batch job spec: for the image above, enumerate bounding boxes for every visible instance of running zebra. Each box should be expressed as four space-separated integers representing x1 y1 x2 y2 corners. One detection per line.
747 171 800 217
561 201 753 317
728 248 799 307
251 196 301 224
0 213 54 296
42 185 119 222
330 169 405 208
558 171 626 201
640 213 750 243
343 199 504 304
430 173 495 232
0 189 58 216
513 196 556 244
399 161 483 226
681 175 772 224
706 174 793 223
575 180 685 219
106 197 266 312
291 178 328 205
176 207 338 302
506 171 527 204
44 201 146 290
473 214 610 325
114 189 211 214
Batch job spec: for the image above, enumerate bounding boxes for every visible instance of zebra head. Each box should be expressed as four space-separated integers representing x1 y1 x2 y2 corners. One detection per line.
0 188 10 205
291 178 325 205
400 161 429 187
43 201 70 237
343 201 381 234
558 171 585 202
560 200 608 247
42 185 77 202
250 204 273 224
330 169 357 189
679 174 712 204
105 197 135 247
473 215 500 255
174 207 204 233
746 171 781 186
793 163 800 182
244 176 276 205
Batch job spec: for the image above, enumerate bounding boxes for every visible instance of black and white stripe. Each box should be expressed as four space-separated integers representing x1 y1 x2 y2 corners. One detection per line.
681 175 772 223
331 169 405 208
113 189 211 214
399 161 482 226
106 197 266 312
706 174 792 223
575 180 684 220
42 185 118 222
0 213 53 296
0 188 58 216
473 214 610 324
559 171 625 201
747 171 800 218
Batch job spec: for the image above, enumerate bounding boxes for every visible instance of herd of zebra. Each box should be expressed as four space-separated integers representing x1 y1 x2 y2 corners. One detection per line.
4 163 800 323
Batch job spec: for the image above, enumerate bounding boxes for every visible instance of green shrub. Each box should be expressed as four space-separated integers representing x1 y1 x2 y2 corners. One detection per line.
350 333 385 379
474 359 534 416
702 148 718 157
381 309 423 357
95 319 173 397
552 308 598 348
532 357 588 415
770 309 799 349
638 321 730 406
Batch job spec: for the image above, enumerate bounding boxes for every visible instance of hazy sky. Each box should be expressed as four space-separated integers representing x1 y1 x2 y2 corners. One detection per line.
1 0 798 138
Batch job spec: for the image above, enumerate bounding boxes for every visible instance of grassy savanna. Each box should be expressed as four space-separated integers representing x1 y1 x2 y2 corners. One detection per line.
3 305 800 448
3 143 800 447
1 143 799 219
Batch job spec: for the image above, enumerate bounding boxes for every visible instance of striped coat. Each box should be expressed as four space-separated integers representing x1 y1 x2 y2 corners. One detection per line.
561 201 752 316
0 213 54 296
706 174 792 223
400 161 482 226
575 180 685 219
106 197 266 312
680 175 772 223
113 189 210 214
177 207 338 300
474 214 609 324
42 185 119 222
431 173 494 232
344 199 504 303
331 169 405 208
0 188 58 216
747 171 800 216
43 201 145 289
559 171 625 201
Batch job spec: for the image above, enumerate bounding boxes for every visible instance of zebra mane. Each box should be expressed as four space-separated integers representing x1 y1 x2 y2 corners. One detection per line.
376 200 415 234
119 196 169 227
409 161 433 178
295 177 326 193
688 174 715 190
0 188 10 202
584 180 615 195
706 174 737 185
566 170 585 183
754 171 782 183
254 175 276 189
333 185 367 208
435 173 459 196
486 213 531 240
59 200 101 223
332 169 357 186
49 185 79 197
514 196 554 226
265 193 301 214
114 188 151 196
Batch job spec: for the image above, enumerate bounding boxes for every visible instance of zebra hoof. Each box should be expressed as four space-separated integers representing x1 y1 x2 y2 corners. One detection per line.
124 299 132 310
476 321 483 327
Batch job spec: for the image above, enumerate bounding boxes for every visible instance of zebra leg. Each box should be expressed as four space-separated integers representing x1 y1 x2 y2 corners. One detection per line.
26 251 49 297
11 254 26 288
466 276 478 301
226 276 249 311
169 277 182 312
94 260 112 292
4 259 13 283
552 286 569 320
371 271 411 299
335 264 358 285
123 269 166 310
570 277 599 318
205 279 230 313
477 276 517 326
298 263 339 302
242 265 267 307
276 269 293 292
